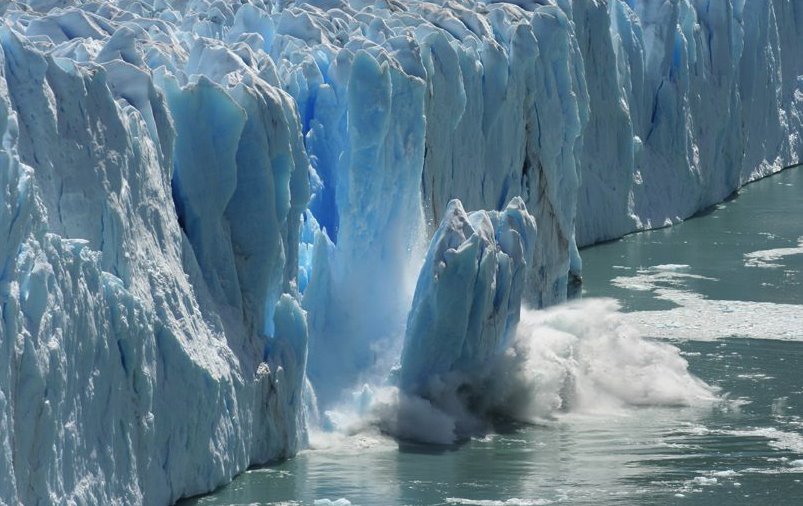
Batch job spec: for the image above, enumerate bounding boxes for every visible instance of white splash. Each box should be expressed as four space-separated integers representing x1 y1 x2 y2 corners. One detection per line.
321 299 715 444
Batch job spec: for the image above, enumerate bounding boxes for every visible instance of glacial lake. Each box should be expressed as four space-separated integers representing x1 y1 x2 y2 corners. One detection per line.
185 167 803 505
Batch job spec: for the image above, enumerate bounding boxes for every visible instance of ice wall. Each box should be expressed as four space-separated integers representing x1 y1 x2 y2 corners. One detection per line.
271 0 803 409
575 0 803 244
0 4 311 504
278 0 590 406
0 0 802 504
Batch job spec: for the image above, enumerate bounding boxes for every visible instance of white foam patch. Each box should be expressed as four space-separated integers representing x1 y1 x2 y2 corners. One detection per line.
313 499 352 506
710 470 740 478
726 428 803 453
688 425 803 454
691 476 718 486
651 264 693 272
446 499 554 506
738 466 803 475
306 425 396 453
612 267 803 341
245 468 292 478
736 373 774 381
744 237 803 268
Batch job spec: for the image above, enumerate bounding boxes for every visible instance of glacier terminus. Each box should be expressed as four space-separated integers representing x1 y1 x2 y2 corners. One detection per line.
0 0 801 504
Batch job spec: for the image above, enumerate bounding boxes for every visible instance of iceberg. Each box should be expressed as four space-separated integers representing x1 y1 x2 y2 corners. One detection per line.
0 0 800 503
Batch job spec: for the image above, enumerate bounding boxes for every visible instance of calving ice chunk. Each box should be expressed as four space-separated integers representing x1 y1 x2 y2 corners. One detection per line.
401 198 537 396
0 0 801 504
393 201 711 443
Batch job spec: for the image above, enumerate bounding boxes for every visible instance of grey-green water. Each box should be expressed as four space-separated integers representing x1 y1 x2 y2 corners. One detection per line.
185 168 803 505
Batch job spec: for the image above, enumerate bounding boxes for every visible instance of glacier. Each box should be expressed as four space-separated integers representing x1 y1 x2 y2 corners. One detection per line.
0 0 801 504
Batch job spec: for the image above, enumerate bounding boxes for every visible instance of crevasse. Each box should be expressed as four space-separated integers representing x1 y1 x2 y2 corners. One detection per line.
0 0 800 504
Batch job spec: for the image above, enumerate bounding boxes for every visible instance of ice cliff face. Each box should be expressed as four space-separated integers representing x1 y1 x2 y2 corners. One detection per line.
574 0 803 244
0 0 801 504
0 4 310 504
